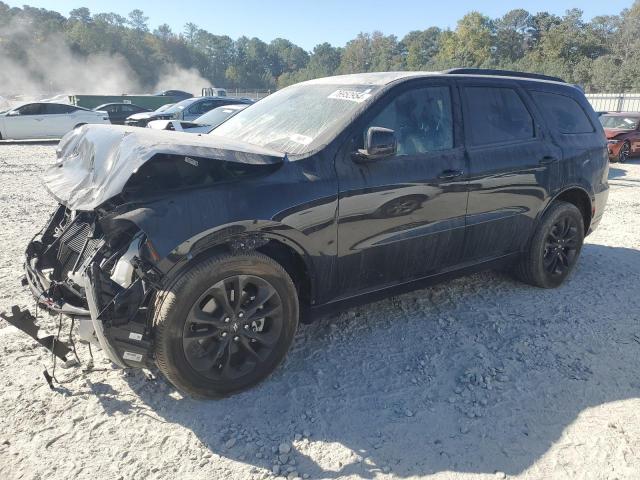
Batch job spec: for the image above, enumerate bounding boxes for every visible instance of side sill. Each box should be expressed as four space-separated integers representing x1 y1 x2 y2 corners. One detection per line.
303 252 520 322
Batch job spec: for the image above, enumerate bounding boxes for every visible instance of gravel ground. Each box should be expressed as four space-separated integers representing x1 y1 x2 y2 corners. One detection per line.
0 142 638 480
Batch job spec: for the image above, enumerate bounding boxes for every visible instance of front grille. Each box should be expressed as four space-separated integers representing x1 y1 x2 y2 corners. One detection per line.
55 220 101 281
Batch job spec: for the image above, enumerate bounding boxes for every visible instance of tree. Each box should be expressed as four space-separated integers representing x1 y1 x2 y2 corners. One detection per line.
183 22 198 44
402 27 442 70
69 7 91 24
127 9 148 32
154 24 173 41
437 12 493 67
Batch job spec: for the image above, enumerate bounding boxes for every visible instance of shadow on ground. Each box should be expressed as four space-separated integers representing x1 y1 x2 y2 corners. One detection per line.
88 243 639 478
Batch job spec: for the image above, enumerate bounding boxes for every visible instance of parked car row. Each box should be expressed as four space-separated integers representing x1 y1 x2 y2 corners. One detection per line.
0 94 253 140
125 96 252 127
148 103 249 133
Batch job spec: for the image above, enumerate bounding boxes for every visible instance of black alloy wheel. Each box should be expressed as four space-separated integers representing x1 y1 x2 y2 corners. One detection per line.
514 201 584 288
153 252 299 398
618 141 630 163
543 216 580 276
182 275 283 380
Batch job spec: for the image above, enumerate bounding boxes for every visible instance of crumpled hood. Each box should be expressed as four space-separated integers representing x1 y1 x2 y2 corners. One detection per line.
42 124 285 211
604 128 630 140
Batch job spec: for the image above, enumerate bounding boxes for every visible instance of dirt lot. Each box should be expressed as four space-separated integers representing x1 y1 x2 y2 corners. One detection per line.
0 142 638 480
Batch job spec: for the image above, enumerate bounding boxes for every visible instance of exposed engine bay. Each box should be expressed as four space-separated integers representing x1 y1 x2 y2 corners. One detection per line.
17 203 157 369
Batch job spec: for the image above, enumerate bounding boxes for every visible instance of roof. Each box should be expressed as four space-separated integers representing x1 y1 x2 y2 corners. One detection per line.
301 69 568 87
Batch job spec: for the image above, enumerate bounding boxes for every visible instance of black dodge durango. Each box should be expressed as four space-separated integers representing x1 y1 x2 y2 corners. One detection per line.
5 69 609 397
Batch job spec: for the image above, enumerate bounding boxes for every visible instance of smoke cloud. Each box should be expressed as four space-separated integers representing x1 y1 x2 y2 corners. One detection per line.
0 18 210 101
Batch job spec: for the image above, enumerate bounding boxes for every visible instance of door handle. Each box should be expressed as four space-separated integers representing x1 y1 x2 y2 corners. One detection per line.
438 169 464 180
539 155 558 165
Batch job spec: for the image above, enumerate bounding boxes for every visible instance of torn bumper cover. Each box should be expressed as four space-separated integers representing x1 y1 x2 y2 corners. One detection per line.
3 206 154 369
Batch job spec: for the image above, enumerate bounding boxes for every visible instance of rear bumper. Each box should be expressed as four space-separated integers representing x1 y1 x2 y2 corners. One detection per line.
589 185 609 235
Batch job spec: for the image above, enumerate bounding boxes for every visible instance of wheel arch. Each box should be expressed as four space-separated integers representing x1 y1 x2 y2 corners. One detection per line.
543 186 593 234
158 226 318 316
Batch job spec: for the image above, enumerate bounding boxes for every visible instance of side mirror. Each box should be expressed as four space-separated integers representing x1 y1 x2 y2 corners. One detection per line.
353 127 397 161
6 110 19 116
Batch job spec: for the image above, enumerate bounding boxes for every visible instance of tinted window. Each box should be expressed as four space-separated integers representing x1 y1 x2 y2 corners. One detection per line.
121 104 142 113
190 100 219 115
44 104 76 114
464 87 534 146
531 91 594 134
365 86 453 155
99 104 118 113
16 103 45 115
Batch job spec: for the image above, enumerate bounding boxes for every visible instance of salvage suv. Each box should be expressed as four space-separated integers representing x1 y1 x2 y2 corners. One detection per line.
3 69 609 398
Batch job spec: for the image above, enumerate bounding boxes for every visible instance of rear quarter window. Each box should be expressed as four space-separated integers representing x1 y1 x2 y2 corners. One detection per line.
530 91 594 134
463 86 534 146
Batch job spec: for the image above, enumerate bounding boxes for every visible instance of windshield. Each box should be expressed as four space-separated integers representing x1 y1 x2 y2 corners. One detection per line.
198 105 246 128
162 99 195 114
155 103 175 113
600 115 640 130
210 83 380 155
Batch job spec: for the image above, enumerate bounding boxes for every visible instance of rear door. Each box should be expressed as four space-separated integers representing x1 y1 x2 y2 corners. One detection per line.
43 104 78 136
459 79 560 261
335 79 469 296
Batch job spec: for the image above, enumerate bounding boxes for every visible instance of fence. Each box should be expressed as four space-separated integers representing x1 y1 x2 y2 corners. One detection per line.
225 89 272 100
585 93 640 112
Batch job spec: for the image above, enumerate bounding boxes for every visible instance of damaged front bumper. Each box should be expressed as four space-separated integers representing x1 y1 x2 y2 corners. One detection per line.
3 205 156 369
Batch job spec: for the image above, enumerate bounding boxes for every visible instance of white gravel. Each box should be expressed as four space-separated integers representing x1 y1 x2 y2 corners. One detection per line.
0 142 639 480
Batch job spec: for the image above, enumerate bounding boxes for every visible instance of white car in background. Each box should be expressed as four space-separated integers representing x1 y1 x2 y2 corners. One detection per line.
147 103 249 134
0 102 110 140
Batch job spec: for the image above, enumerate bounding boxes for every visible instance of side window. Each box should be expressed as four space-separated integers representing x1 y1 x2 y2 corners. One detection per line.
16 103 44 115
464 86 534 146
44 104 76 114
530 91 594 134
197 101 218 114
366 86 453 155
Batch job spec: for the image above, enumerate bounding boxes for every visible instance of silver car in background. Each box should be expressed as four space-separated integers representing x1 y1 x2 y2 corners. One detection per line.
147 103 249 133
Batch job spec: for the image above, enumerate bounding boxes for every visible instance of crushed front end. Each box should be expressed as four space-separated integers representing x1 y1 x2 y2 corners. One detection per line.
17 204 157 369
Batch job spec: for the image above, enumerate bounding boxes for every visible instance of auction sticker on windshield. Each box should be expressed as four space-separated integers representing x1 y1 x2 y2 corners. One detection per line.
328 88 373 103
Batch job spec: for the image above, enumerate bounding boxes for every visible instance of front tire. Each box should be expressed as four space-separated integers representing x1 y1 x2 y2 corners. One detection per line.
153 252 299 398
515 201 584 288
618 141 631 163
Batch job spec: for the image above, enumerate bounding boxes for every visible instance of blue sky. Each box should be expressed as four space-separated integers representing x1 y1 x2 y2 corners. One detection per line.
7 0 634 50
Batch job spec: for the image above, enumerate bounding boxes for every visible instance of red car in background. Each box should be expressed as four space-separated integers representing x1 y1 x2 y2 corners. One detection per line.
599 112 640 162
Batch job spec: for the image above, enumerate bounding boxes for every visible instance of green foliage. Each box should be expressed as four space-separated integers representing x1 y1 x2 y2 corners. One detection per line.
1 2 640 92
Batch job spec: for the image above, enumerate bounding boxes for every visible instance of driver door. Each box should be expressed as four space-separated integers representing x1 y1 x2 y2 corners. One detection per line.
335 80 469 297
4 103 46 139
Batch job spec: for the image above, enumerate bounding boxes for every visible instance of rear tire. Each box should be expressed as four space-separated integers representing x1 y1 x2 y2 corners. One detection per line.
153 252 299 398
514 201 584 288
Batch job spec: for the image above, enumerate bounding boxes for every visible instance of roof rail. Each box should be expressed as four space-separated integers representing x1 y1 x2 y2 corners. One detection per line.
444 68 566 83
